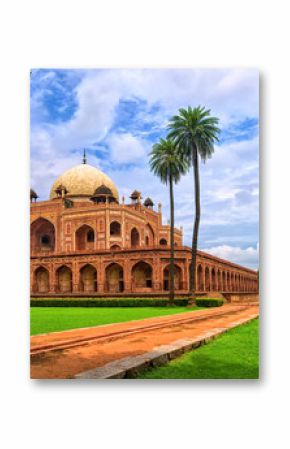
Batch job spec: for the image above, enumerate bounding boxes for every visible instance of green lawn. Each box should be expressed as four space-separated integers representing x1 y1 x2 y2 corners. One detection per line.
139 319 259 379
30 306 198 335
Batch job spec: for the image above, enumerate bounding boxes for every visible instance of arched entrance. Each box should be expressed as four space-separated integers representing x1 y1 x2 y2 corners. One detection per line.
163 264 182 291
231 273 235 291
76 225 95 250
197 265 204 291
35 267 49 293
159 238 167 245
57 266 72 292
132 261 152 291
80 264 97 292
105 263 124 293
30 218 55 253
212 268 217 290
217 270 221 291
131 228 140 247
237 274 241 291
233 274 237 290
222 271 226 291
205 266 210 291
227 272 230 292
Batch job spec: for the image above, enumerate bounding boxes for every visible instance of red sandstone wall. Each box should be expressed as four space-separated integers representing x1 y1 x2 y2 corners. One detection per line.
30 199 258 296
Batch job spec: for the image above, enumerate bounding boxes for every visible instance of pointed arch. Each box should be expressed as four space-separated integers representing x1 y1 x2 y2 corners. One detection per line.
231 272 235 291
34 266 49 293
76 224 95 250
56 265 72 292
197 264 204 291
227 272 230 292
205 266 210 291
217 269 221 291
163 264 182 291
110 221 121 236
30 217 55 253
211 267 217 290
233 273 237 291
222 271 226 291
131 227 140 247
80 264 97 292
132 261 153 290
105 263 124 293
237 274 240 291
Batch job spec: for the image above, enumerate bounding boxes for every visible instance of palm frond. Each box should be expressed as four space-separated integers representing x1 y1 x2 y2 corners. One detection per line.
149 138 190 185
167 106 221 163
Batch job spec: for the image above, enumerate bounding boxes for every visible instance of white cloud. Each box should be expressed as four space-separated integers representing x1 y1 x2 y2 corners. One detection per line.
31 68 259 169
30 68 259 268
201 244 259 269
107 133 147 164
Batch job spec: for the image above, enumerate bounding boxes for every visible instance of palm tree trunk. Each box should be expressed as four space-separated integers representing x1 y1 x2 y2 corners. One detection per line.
169 173 175 304
190 145 200 297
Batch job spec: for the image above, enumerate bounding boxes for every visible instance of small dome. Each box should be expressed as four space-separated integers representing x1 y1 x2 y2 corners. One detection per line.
30 189 38 199
94 184 113 196
144 197 154 207
55 184 68 194
130 190 142 200
49 163 119 200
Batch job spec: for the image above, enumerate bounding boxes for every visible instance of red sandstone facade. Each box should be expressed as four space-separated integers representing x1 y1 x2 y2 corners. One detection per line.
30 162 258 296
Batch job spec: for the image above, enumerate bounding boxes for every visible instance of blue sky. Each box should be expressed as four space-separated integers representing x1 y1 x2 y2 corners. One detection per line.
30 68 259 269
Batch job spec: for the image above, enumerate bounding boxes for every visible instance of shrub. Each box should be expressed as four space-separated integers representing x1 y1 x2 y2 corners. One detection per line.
195 298 224 308
30 298 189 307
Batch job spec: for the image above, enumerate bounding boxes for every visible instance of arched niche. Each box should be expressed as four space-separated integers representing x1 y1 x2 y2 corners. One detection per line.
30 218 55 253
80 264 97 292
211 268 217 290
132 261 152 291
57 266 72 293
131 228 140 247
205 266 210 291
163 264 182 291
197 264 204 291
35 266 49 293
110 221 121 237
105 263 124 293
76 225 95 250
222 271 226 291
227 272 230 292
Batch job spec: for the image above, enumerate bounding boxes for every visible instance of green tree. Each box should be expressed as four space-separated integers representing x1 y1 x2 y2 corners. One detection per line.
168 106 220 297
149 138 189 304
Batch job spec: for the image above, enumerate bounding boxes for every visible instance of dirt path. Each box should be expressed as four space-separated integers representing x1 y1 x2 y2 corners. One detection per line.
30 304 259 379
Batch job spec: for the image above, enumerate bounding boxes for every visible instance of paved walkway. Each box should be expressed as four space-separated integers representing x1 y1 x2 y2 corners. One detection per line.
30 303 259 379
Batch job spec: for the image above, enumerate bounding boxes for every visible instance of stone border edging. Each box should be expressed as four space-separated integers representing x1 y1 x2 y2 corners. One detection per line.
74 313 258 379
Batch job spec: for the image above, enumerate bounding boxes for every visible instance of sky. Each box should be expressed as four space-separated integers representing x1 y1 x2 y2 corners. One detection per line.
30 68 259 269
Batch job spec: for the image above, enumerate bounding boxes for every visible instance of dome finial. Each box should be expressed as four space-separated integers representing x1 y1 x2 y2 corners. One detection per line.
83 148 87 164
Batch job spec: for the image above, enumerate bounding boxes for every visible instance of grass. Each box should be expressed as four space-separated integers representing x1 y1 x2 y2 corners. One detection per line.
30 306 199 335
138 319 259 379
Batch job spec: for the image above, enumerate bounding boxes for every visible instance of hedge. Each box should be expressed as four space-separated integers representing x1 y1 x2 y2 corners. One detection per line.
195 298 224 307
30 298 190 307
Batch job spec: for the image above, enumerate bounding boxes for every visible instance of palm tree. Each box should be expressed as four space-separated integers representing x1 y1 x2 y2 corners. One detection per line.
149 138 189 304
168 106 220 297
